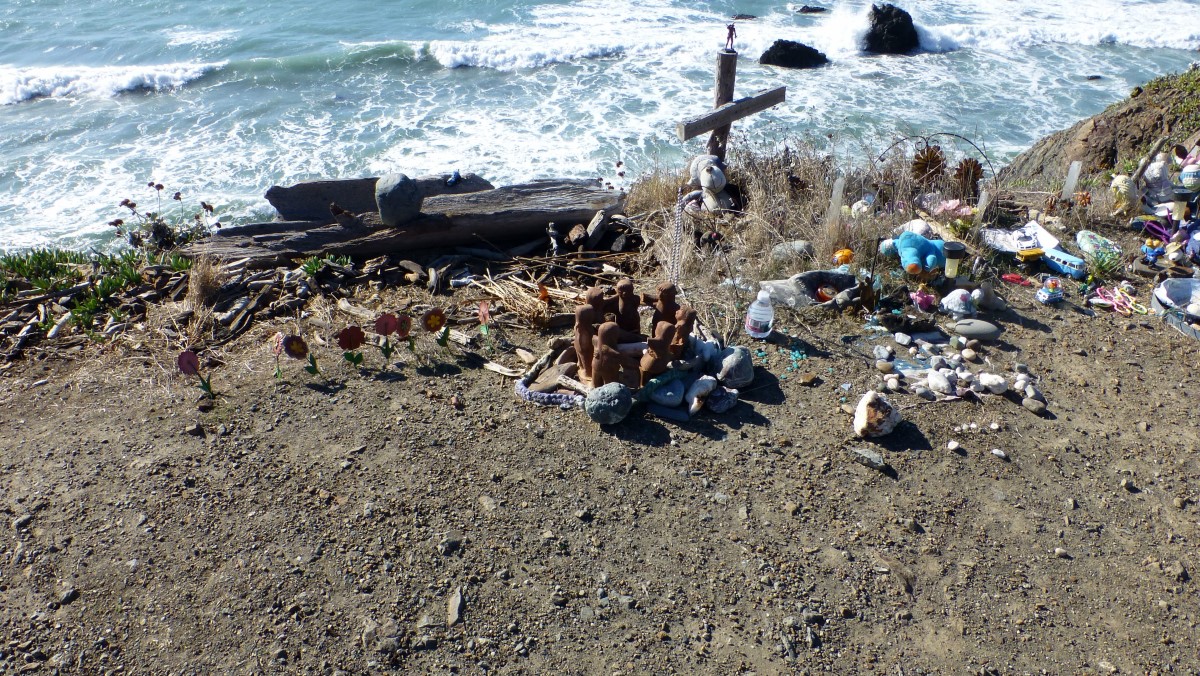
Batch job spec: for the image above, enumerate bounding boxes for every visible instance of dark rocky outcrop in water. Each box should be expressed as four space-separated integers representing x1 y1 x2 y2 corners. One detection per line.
863 4 919 55
759 40 829 69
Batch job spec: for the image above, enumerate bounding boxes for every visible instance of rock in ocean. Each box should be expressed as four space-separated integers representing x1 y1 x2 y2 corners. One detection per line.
759 40 830 69
863 3 919 55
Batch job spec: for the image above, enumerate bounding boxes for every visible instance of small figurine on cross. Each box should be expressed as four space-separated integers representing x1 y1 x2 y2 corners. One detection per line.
725 23 737 52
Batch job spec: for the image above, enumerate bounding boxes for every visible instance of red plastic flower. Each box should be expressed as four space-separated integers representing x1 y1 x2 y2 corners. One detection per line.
337 326 366 351
177 350 201 376
282 335 308 360
395 314 412 339
421 308 447 333
375 313 399 336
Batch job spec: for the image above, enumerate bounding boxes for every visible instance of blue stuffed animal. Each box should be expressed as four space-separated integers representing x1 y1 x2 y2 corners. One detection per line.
880 231 947 275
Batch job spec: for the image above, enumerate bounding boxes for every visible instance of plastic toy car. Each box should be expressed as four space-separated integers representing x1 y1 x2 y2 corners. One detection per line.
1036 277 1064 304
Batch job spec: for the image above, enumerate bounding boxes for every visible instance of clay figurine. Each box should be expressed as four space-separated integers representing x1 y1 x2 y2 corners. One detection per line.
646 281 680 328
573 305 597 381
671 305 698 358
614 278 642 334
640 321 676 387
584 285 617 323
591 322 623 387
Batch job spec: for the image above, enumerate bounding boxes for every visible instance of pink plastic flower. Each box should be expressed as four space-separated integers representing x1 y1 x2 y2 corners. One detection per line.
177 350 201 376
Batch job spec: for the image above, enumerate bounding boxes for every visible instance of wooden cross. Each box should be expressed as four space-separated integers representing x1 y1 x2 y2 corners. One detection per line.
675 50 786 162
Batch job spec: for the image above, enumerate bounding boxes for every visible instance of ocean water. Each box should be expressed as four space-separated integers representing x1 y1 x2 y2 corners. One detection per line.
1 0 1197 250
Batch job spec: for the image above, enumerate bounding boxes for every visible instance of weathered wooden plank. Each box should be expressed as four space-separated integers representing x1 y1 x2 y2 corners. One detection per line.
706 51 739 160
183 179 624 268
263 172 495 221
676 86 787 141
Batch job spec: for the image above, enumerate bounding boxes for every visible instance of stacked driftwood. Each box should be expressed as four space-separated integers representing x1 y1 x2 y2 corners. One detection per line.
183 175 626 270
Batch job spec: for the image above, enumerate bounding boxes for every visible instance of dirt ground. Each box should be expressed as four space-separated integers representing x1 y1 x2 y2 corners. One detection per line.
3 227 1200 675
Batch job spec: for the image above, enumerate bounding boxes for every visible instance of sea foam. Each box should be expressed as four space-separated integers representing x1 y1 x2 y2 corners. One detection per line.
0 62 223 106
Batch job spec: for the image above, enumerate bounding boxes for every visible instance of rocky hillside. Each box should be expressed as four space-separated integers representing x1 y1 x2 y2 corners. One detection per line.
1000 66 1200 184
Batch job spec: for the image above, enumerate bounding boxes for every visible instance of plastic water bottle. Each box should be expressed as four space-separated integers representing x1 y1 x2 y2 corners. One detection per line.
744 290 774 339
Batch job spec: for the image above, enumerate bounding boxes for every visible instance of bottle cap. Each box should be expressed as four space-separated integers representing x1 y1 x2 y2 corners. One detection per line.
757 290 771 303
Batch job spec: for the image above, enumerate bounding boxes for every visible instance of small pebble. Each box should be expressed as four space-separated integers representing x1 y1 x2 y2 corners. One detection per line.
991 448 1008 460
1014 362 1029 374
1022 397 1047 415
947 440 960 451
876 359 894 374
961 348 978 362
894 332 912 346
1053 547 1069 559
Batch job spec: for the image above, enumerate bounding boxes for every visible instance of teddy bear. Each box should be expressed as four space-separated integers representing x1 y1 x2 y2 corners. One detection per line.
879 230 946 275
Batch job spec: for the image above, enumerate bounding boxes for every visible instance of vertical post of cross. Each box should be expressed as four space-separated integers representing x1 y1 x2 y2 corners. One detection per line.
706 51 738 161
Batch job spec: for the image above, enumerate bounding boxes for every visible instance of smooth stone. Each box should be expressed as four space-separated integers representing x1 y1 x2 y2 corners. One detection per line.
894 332 912 346
1014 362 1029 374
947 440 960 451
961 348 978 362
1022 397 1047 415
1025 384 1045 403
770 239 815 262
584 383 634 425
705 386 739 414
876 359 894 374
954 318 1002 341
873 345 894 360
716 346 755 388
929 356 948 370
913 386 936 401
648 379 685 408
927 370 953 395
851 447 889 471
978 373 1007 394
375 172 423 226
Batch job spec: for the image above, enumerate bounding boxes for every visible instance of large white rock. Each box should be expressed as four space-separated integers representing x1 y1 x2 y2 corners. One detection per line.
978 373 1008 394
853 391 901 438
927 370 953 395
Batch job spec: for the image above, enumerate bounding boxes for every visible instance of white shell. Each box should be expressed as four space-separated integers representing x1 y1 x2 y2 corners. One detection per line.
685 375 719 415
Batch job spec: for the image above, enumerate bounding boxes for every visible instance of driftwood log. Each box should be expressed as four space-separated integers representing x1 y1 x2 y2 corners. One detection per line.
184 179 624 268
264 172 495 221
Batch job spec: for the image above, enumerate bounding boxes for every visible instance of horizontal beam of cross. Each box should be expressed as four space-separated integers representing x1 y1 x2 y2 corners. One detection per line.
675 86 787 142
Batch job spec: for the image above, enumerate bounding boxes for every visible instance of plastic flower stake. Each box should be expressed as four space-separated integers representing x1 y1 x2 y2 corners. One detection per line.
374 313 401 365
282 334 320 377
177 350 214 399
478 300 491 337
337 326 366 368
423 308 451 349
271 332 286 380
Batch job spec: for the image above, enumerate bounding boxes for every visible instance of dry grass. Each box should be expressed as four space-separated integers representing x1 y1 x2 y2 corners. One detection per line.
625 131 1121 310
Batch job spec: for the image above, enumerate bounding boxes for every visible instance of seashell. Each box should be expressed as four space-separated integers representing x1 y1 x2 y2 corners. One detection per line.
685 376 719 415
